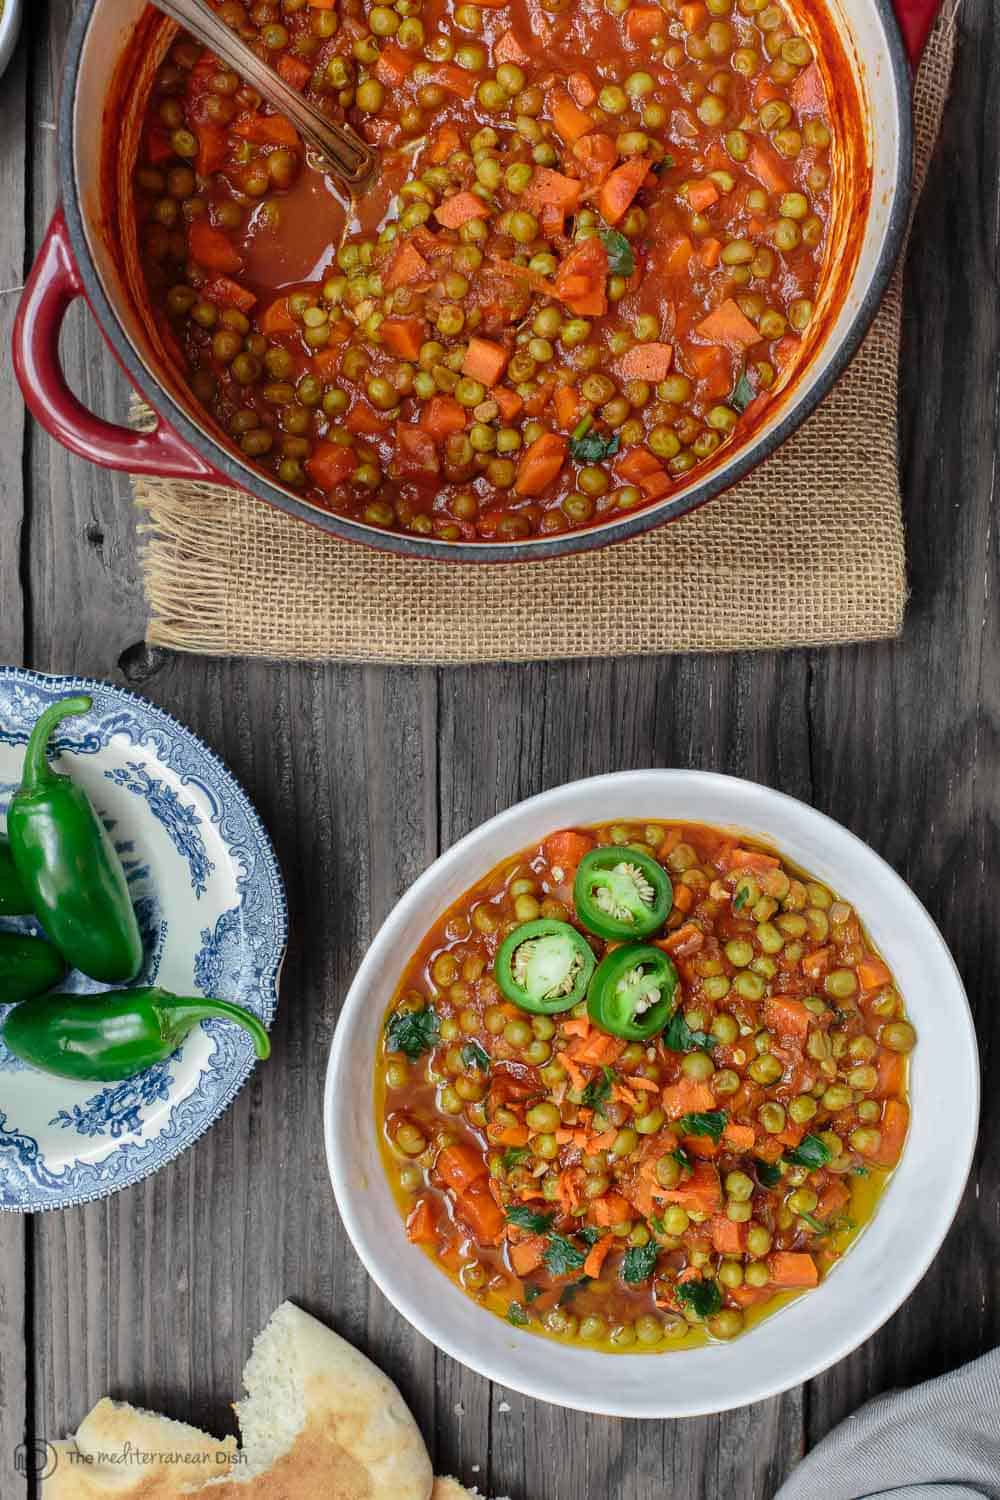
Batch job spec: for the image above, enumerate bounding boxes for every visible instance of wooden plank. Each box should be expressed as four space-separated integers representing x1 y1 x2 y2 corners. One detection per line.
438 654 811 1497
804 0 1000 1443
0 15 30 1500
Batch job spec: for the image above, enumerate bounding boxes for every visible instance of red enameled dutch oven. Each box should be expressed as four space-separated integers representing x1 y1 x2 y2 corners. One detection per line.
13 0 939 563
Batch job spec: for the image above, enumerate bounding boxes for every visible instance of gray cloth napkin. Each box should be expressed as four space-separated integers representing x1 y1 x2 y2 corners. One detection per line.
774 1349 1000 1500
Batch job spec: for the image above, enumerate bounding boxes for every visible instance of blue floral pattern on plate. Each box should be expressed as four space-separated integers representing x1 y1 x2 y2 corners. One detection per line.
0 669 286 1213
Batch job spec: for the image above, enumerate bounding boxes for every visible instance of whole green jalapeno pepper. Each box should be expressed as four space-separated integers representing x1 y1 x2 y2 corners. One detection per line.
0 932 67 1002
2 987 271 1082
7 695 144 984
0 835 33 916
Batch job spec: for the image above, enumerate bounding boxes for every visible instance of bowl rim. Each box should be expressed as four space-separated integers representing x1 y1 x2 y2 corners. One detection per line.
325 769 979 1416
60 0 912 564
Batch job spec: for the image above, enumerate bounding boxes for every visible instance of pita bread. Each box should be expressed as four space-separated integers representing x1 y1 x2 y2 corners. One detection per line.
432 1479 511 1500
43 1304 432 1500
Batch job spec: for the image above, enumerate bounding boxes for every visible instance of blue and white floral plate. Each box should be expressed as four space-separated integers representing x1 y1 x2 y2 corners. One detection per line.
0 669 286 1213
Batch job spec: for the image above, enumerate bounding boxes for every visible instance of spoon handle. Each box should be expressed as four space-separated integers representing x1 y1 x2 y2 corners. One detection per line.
149 0 376 188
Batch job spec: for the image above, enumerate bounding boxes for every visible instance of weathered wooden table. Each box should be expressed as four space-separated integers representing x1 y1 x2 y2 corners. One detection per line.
1 3 996 1496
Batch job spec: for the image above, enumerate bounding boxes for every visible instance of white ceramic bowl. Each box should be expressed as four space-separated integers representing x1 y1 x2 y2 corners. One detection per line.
0 0 23 82
325 771 979 1417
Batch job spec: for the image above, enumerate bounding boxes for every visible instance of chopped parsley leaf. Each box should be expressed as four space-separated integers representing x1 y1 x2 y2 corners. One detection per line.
559 1276 590 1306
677 1110 727 1143
784 1134 833 1170
502 1146 530 1172
676 1278 723 1320
524 1283 542 1304
505 1205 555 1234
755 1159 783 1188
599 228 635 277
385 1005 439 1060
662 1011 715 1054
461 1040 490 1072
543 1232 588 1278
581 1065 616 1111
672 1145 692 1172
569 429 621 465
732 884 751 912
506 1302 529 1327
621 1243 659 1283
730 371 756 414
577 1225 602 1247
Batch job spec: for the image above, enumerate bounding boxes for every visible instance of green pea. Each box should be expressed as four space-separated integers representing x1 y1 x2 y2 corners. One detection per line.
625 70 655 96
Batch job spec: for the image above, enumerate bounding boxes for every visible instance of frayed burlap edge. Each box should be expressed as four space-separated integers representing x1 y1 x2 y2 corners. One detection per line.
132 18 955 665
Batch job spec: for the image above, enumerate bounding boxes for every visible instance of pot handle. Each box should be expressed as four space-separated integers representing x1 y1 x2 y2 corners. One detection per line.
14 209 218 481
892 0 941 65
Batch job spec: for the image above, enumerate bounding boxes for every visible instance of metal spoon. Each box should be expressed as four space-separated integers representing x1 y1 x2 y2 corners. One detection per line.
148 0 377 190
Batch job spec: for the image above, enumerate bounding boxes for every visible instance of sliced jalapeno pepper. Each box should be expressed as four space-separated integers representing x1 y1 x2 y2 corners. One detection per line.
495 918 596 1014
586 943 679 1040
573 846 672 941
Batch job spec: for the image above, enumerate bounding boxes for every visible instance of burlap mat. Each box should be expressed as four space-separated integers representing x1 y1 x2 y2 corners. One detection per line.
132 20 955 664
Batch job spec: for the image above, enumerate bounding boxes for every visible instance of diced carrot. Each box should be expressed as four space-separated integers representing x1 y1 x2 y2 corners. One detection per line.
802 946 833 979
657 1161 722 1214
384 239 431 290
550 88 594 145
406 1198 437 1244
816 1179 851 1221
515 432 567 497
495 28 531 65
276 53 312 90
553 237 609 317
393 423 440 478
493 386 524 422
588 1129 619 1153
572 131 617 185
558 1166 586 1212
437 1143 489 1194
774 1121 806 1149
523 167 584 214
510 1236 548 1276
523 377 556 416
661 235 694 276
721 847 781 872
345 400 390 436
259 297 297 336
457 1182 506 1244
597 157 652 226
623 1075 660 1093
857 958 892 991
552 384 582 430
201 276 257 313
616 446 662 484
380 316 426 361
556 1051 587 1093
568 71 598 108
874 1047 905 1100
462 336 510 387
711 1215 748 1254
311 349 342 380
682 1134 719 1160
562 1017 590 1039
307 0 336 8
487 1123 531 1148
584 1237 612 1279
671 876 695 912
625 4 664 40
747 139 793 195
701 237 722 268
427 123 462 164
233 111 300 147
569 1031 626 1067
764 997 811 1041
754 76 784 108
680 0 707 29
306 441 356 491
435 190 492 228
188 219 243 275
194 122 229 177
871 1099 909 1167
433 64 478 100
696 299 761 349
145 128 174 166
790 61 824 115
616 342 674 382
543 828 594 875
420 395 467 440
613 1084 640 1110
768 1252 819 1287
728 1284 773 1309
593 1192 632 1226
659 922 704 957
374 42 416 86
661 1078 715 1117
723 1122 756 1150
684 342 731 399
686 179 719 212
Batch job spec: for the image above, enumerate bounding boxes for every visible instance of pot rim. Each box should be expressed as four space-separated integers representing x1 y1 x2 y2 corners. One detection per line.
59 0 914 565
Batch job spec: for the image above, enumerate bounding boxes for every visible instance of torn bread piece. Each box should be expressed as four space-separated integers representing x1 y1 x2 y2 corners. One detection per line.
433 1480 512 1500
44 1399 236 1498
